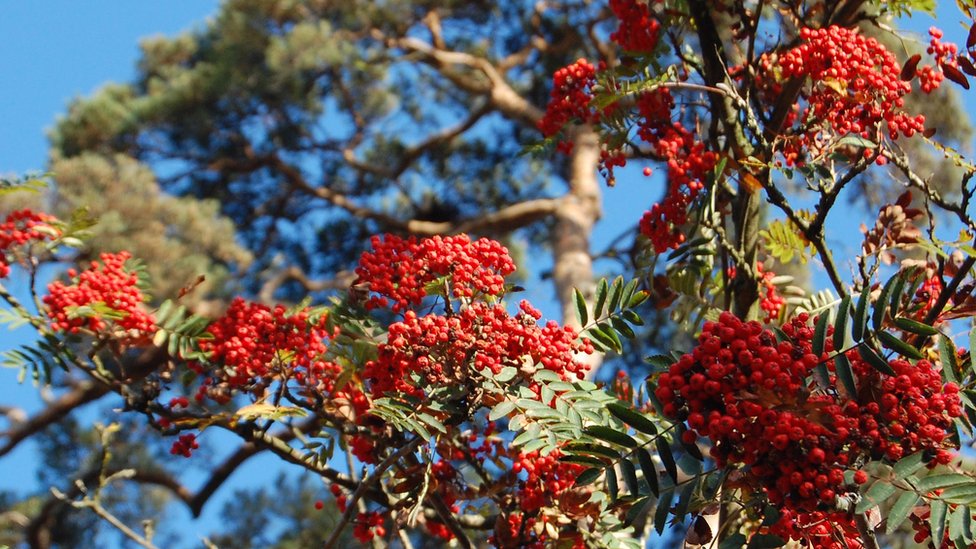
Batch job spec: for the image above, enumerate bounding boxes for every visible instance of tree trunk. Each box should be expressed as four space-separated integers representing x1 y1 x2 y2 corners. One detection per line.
553 125 604 377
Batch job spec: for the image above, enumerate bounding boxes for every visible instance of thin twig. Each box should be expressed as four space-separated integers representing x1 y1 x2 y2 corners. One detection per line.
323 437 425 549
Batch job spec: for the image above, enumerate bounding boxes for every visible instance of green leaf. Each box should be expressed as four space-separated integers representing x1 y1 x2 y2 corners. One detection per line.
654 488 674 534
813 311 829 356
628 290 650 308
889 271 909 317
606 465 619 502
645 354 676 371
574 288 588 327
836 134 877 149
856 480 897 513
949 504 971 543
621 278 640 310
886 491 920 535
588 324 622 353
834 353 857 398
561 454 609 468
489 401 516 421
621 309 644 326
940 335 960 384
853 286 870 341
608 276 625 313
656 437 678 482
833 295 850 351
720 533 747 549
594 278 609 319
939 484 976 504
893 451 927 480
574 467 603 487
915 473 974 492
747 533 787 548
416 412 446 433
858 343 896 376
512 423 541 447
874 276 898 331
610 316 637 340
931 499 948 547
607 402 658 435
637 448 659 496
565 443 621 461
585 425 638 448
494 366 518 383
970 327 976 376
878 330 925 360
620 458 639 495
894 316 940 336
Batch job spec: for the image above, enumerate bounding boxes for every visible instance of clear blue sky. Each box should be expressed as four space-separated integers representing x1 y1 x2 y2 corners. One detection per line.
0 1 220 175
0 1 972 547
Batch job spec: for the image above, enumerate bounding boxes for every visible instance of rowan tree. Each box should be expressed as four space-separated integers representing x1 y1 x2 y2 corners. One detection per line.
5 0 976 548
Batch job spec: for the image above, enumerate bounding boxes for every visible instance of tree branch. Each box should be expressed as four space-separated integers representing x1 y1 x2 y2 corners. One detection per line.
323 437 424 549
268 150 562 236
391 36 544 128
0 381 109 457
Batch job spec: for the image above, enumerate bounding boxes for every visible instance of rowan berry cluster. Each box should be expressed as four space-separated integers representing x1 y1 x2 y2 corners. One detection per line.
44 251 156 339
761 26 925 165
608 0 661 53
353 511 385 543
364 300 591 398
192 297 359 407
635 90 718 252
169 433 198 458
655 311 961 544
0 209 60 278
918 27 959 93
757 262 785 323
511 449 586 513
355 234 515 313
491 511 586 549
913 273 947 321
537 59 599 154
767 509 863 549
352 234 596 543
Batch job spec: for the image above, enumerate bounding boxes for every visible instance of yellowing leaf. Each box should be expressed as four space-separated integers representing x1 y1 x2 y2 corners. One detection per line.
235 403 308 421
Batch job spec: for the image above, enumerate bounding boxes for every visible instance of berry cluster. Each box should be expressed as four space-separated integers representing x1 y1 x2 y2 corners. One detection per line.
761 26 925 166
329 484 348 512
169 433 198 458
655 312 961 544
193 297 362 408
353 511 385 543
0 209 60 278
44 252 156 340
767 509 863 549
726 262 785 323
537 59 599 154
353 234 596 542
912 273 947 321
635 90 718 252
355 234 515 312
609 0 661 53
918 27 959 93
511 449 586 513
364 299 592 398
757 262 785 323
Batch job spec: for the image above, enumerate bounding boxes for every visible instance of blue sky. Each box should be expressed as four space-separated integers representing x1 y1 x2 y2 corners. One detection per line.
0 1 973 547
0 1 220 175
